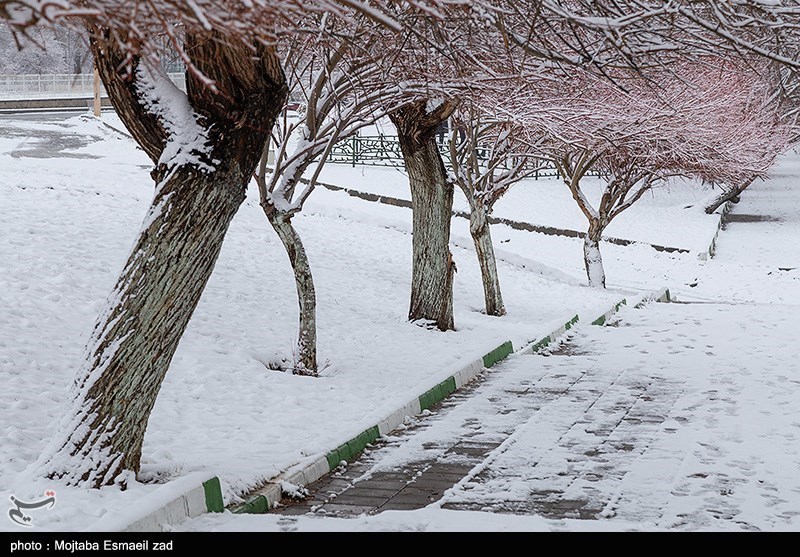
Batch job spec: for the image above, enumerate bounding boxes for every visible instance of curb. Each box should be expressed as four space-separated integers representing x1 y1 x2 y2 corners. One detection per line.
97 286 672 529
697 201 733 261
232 286 672 516
314 179 691 256
86 474 224 532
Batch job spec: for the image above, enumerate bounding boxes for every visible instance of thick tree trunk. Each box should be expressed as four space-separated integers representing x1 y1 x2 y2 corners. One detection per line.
266 210 317 375
390 102 456 331
469 203 505 316
44 166 249 487
40 30 288 488
584 220 606 288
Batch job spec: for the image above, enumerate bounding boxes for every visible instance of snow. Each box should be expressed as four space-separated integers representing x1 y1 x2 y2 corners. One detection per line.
2 111 800 532
135 65 214 174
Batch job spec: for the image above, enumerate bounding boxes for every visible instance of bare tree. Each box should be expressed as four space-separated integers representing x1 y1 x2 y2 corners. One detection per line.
389 99 459 330
253 16 404 374
703 64 800 214
447 105 545 315
505 59 794 287
35 29 288 487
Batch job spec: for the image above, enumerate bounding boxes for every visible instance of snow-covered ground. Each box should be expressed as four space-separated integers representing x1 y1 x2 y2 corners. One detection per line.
1 112 797 532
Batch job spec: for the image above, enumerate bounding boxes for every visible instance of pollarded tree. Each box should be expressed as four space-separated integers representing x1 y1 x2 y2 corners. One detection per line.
501 59 793 287
390 99 459 331
382 2 534 331
447 104 546 316
36 28 289 488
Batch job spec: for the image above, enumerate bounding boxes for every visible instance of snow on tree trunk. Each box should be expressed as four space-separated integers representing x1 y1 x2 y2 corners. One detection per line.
391 103 456 331
468 202 505 316
266 210 318 375
39 31 288 488
704 177 755 214
584 221 606 289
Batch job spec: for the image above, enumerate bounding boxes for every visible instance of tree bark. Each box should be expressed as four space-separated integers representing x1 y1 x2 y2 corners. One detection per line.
468 201 505 316
390 101 456 331
704 178 754 214
265 210 317 375
40 30 288 488
584 220 606 288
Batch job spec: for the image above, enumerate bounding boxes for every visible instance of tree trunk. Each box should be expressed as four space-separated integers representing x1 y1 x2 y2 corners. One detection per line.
266 210 317 375
704 179 754 214
584 220 606 288
40 30 288 488
469 202 505 316
390 102 456 331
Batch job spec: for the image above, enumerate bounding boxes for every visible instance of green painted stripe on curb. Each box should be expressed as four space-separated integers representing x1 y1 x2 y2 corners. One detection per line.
232 495 269 514
418 388 437 410
482 341 514 368
325 449 341 471
565 314 579 330
615 299 627 311
358 426 380 448
337 443 352 462
203 477 224 513
440 376 457 397
592 314 606 326
530 337 551 354
325 425 381 471
419 376 457 411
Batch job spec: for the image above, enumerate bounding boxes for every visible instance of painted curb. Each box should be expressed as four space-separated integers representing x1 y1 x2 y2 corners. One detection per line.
231 286 672 516
86 473 224 532
101 287 672 528
231 339 518 515
123 477 224 532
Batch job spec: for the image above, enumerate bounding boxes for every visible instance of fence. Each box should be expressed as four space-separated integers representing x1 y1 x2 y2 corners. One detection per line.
0 73 186 100
328 134 570 179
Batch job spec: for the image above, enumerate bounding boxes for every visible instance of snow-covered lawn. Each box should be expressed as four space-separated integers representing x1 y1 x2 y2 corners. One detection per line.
2 112 797 532
0 114 626 530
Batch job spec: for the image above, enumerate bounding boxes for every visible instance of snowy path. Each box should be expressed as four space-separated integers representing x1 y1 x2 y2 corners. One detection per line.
181 152 800 532
440 302 800 531
184 301 800 531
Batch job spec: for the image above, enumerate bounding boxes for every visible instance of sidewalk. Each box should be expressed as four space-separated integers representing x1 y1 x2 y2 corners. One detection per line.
179 153 800 531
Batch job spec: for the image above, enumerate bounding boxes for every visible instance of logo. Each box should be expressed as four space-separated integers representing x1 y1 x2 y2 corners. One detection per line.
8 491 56 527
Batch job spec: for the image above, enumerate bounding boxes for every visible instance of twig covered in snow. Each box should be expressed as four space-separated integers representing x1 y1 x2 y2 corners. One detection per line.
493 58 795 287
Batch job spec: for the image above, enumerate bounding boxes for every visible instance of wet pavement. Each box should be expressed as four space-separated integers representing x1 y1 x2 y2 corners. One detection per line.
0 112 102 159
271 377 503 516
269 322 683 522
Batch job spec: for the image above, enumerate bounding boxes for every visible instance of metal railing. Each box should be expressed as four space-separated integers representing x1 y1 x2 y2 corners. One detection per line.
328 134 568 179
0 73 186 99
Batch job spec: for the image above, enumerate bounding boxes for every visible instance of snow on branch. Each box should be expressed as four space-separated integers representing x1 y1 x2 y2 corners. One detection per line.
448 103 548 212
135 63 214 175
489 57 795 191
255 11 420 215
